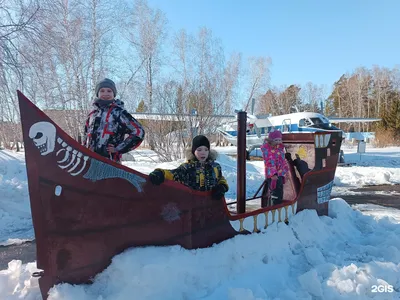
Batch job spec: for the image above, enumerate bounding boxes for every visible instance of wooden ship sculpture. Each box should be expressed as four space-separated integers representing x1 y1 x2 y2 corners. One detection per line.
17 91 342 299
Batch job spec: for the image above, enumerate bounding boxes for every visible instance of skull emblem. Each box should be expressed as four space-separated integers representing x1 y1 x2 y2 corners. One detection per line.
29 122 56 155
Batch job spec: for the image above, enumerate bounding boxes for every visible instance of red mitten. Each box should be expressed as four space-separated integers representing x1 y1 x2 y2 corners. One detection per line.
270 178 277 190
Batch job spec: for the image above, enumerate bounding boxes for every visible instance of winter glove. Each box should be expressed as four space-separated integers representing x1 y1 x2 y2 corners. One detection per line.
211 184 226 200
149 170 165 185
270 178 277 190
285 153 292 161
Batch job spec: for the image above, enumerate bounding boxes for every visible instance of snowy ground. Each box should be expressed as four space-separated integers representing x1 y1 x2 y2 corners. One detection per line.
0 145 400 299
333 145 400 198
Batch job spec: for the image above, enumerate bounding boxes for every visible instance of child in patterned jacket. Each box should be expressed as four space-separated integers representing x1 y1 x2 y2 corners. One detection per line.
83 78 145 163
261 130 289 205
148 135 228 200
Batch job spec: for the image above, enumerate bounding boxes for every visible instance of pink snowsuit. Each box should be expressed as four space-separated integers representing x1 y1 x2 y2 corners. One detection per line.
261 142 289 179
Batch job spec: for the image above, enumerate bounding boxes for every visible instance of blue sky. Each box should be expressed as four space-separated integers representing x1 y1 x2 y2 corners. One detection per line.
147 0 400 90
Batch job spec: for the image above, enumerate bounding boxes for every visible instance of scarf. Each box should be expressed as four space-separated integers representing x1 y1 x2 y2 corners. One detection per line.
94 98 114 107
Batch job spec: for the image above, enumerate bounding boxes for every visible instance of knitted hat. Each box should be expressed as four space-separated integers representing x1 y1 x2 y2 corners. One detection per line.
268 130 282 140
191 135 210 154
95 78 117 97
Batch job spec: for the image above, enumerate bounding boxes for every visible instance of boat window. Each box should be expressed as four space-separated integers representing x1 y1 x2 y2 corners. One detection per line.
282 119 291 132
309 117 339 130
310 117 323 125
299 118 312 127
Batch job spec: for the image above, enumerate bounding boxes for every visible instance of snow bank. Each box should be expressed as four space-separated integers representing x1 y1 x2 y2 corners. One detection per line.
1 199 399 299
0 150 34 245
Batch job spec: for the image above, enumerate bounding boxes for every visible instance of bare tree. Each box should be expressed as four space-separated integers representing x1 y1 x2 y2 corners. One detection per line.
300 82 325 112
0 0 40 69
222 52 241 114
120 0 167 150
150 80 190 160
342 68 371 130
278 84 302 114
243 56 271 111
257 85 301 116
172 29 228 130
0 0 40 150
372 66 398 115
124 0 167 112
15 0 124 140
172 29 192 97
139 26 241 159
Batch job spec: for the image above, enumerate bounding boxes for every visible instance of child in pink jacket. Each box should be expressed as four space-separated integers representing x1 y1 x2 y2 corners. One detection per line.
261 130 289 205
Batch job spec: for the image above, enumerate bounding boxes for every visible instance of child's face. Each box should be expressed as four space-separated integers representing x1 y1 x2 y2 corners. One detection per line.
271 138 282 146
194 146 209 162
98 88 114 100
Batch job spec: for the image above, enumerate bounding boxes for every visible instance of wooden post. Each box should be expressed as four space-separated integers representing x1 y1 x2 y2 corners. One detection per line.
237 111 246 214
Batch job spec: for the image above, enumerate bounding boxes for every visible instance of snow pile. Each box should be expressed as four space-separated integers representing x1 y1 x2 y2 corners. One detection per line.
0 151 34 245
1 199 399 299
335 146 400 188
0 260 41 299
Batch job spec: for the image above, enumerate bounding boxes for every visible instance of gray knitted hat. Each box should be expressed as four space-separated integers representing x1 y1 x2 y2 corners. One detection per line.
95 78 117 97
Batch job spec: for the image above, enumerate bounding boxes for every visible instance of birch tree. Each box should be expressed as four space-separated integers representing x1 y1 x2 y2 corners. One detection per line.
18 0 123 139
124 0 167 112
0 0 40 149
300 82 325 112
222 52 241 114
243 56 271 111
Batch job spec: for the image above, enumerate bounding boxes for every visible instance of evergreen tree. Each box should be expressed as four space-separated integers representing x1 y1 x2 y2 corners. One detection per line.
136 100 147 112
380 95 400 137
326 74 347 117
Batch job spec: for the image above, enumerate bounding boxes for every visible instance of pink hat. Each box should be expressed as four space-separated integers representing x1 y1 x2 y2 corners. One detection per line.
268 130 282 140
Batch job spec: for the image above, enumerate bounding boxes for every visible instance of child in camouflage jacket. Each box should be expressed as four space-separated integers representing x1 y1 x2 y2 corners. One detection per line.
149 135 228 200
83 78 145 163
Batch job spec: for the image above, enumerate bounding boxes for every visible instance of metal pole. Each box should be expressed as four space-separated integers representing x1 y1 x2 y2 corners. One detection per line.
237 111 246 214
